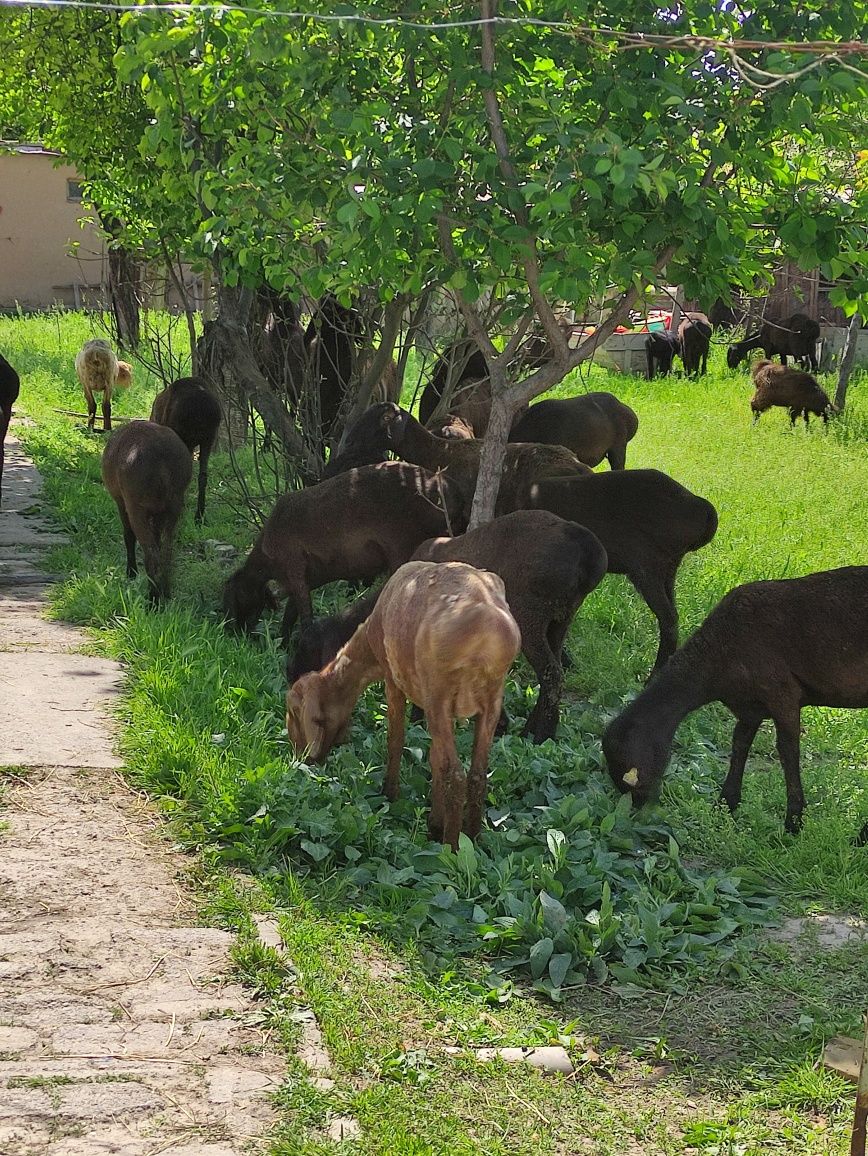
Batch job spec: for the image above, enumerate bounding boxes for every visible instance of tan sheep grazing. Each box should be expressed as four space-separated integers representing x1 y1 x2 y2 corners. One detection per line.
75 339 131 431
286 560 521 849
750 359 836 427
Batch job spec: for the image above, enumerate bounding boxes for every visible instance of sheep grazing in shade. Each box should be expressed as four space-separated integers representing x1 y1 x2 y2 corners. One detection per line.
0 351 21 508
286 560 522 849
521 470 718 671
750 360 836 426
223 461 465 638
603 567 868 834
727 313 820 373
150 377 222 523
509 392 639 470
101 420 192 603
413 512 608 741
678 312 713 377
339 403 590 515
75 339 131 431
645 330 680 380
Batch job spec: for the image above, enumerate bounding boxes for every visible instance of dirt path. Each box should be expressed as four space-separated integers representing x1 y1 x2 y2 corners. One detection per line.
0 434 282 1155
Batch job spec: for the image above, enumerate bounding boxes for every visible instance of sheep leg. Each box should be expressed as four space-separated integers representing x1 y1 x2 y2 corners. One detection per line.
102 388 112 433
280 581 312 642
195 439 214 524
771 709 806 834
115 499 138 577
465 697 501 839
720 713 763 814
0 403 11 507
84 387 97 431
521 622 565 743
428 709 464 849
607 443 627 470
383 676 405 804
628 562 679 672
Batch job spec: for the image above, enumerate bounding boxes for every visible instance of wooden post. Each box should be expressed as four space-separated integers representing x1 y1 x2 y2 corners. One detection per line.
836 314 862 412
851 1013 868 1156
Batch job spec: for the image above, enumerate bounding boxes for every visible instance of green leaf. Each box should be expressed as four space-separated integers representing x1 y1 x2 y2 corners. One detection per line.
529 937 554 979
539 891 568 935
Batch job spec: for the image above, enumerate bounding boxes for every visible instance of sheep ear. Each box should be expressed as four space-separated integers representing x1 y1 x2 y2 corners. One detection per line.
622 768 640 787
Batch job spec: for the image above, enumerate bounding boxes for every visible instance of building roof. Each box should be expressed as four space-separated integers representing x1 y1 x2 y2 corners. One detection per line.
0 141 62 156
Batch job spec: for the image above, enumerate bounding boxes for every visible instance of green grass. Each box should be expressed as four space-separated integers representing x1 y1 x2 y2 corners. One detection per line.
2 311 867 1154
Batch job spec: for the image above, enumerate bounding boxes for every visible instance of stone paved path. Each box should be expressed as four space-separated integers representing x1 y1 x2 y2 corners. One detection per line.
0 434 283 1155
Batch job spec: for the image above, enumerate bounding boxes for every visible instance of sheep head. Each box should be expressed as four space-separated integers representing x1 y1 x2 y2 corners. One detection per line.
601 713 673 806
286 673 351 762
726 344 745 370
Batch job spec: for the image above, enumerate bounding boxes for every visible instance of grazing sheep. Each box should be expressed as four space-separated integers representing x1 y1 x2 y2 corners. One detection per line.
418 339 489 427
223 461 465 638
286 560 522 849
603 566 868 833
521 470 718 671
645 330 680 380
339 403 590 515
750 360 836 426
509 393 639 470
101 420 192 603
287 512 609 742
678 312 713 377
0 351 21 508
727 313 820 373
150 377 222 523
75 339 130 431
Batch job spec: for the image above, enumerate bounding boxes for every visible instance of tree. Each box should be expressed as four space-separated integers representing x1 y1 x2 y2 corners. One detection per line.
4 1 868 516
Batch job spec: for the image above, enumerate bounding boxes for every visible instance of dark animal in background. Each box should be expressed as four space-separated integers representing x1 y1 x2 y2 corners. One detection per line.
101 420 192 603
509 392 639 470
339 403 590 515
521 470 718 672
304 293 363 440
286 560 522 850
253 287 307 402
414 512 608 742
222 461 465 639
418 339 489 428
75 339 131 432
678 312 713 377
0 351 21 508
150 377 222 523
426 414 476 441
645 330 680 380
727 313 820 373
603 567 868 834
287 586 381 685
750 360 836 426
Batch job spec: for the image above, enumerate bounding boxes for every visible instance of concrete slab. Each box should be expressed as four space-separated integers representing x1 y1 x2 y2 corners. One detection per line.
0 596 84 651
0 653 122 767
0 514 69 547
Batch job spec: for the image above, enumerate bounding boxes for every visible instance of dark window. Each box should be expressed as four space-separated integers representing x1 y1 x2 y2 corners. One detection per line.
66 179 83 202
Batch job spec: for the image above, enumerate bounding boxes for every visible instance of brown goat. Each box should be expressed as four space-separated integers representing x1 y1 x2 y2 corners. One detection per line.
750 360 836 426
150 376 222 523
223 461 465 638
286 560 521 849
75 340 131 431
509 392 639 470
341 403 590 514
101 420 192 603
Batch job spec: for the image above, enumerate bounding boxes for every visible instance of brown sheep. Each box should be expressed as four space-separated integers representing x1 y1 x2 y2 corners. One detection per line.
150 377 222 523
509 392 639 470
222 461 465 638
750 360 836 426
75 340 131 431
286 560 521 849
101 420 192 603
678 312 713 377
603 566 868 833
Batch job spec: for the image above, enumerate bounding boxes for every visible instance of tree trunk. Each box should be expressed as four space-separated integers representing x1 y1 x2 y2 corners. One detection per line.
835 313 861 411
468 376 513 528
107 245 141 351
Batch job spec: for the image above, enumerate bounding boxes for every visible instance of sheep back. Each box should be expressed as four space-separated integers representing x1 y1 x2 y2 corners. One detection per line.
150 376 222 453
508 393 638 468
76 339 119 395
750 360 834 418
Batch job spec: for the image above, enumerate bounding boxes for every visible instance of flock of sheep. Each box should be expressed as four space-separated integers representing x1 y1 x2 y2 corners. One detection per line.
0 312 864 851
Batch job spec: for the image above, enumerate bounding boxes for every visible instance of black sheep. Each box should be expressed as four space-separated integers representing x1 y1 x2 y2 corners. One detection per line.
678 312 713 377
727 313 820 373
150 377 222 523
304 293 363 440
603 567 868 833
0 351 21 508
644 331 680 380
509 393 639 470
